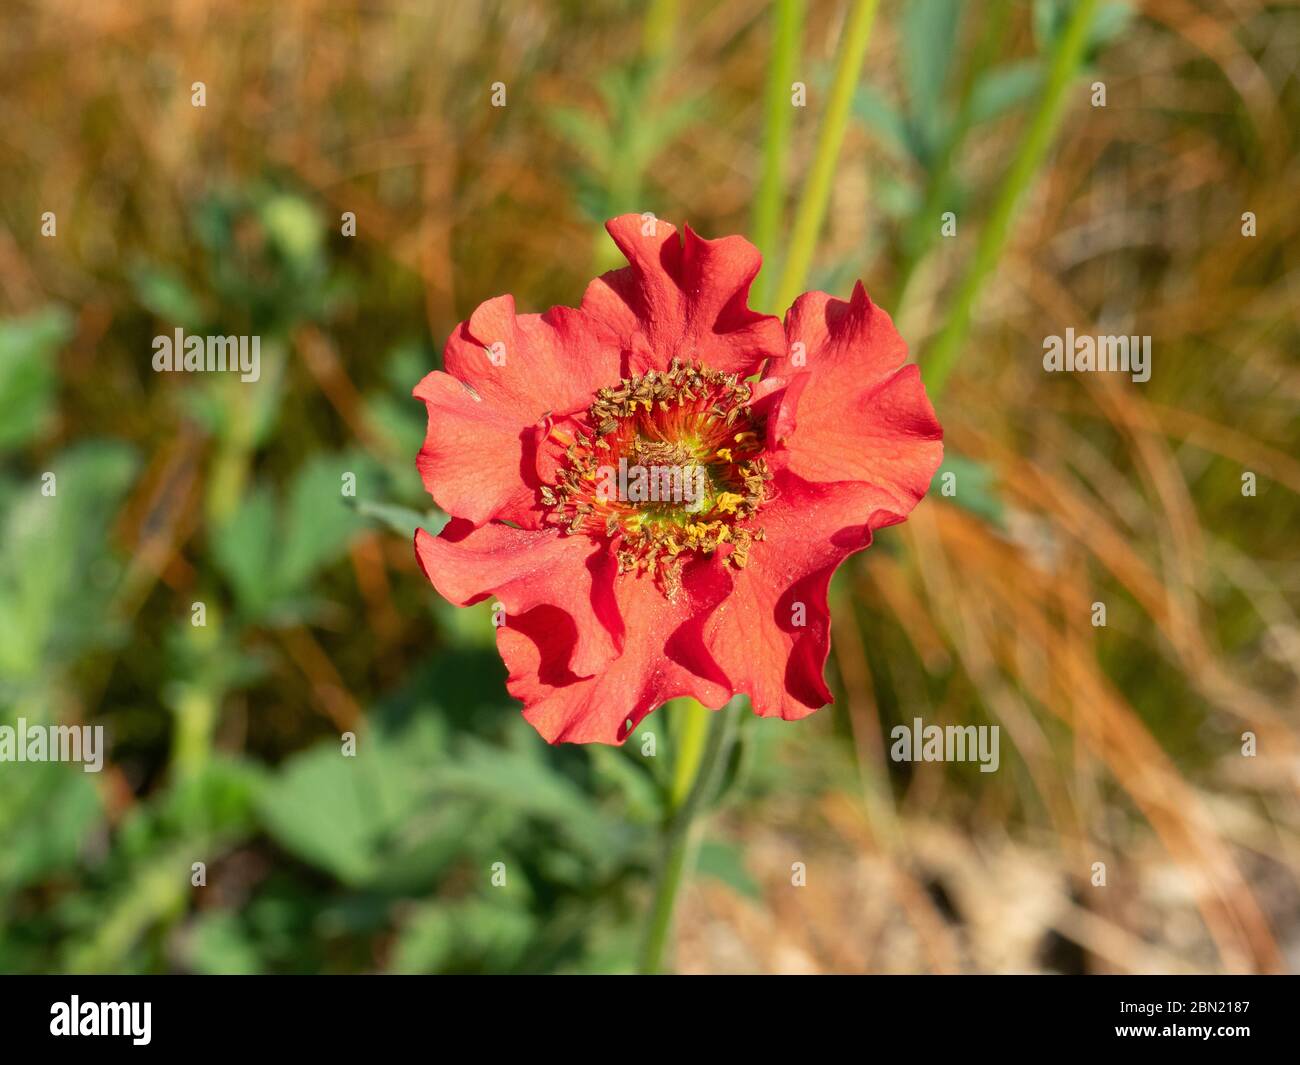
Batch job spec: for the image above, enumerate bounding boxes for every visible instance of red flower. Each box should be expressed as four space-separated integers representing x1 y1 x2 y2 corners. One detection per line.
413 215 942 744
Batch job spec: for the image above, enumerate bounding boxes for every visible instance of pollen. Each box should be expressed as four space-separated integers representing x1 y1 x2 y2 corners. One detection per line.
542 359 771 598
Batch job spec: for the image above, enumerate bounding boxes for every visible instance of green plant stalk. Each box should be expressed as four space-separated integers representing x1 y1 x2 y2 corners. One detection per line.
922 0 1098 398
171 684 217 785
639 697 736 974
66 842 202 972
772 0 881 313
669 695 711 807
642 0 680 66
753 0 806 311
205 377 256 526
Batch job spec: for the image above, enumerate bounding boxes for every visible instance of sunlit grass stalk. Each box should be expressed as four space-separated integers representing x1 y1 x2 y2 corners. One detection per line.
171 685 217 785
923 0 1099 398
639 697 737 974
205 378 256 526
771 0 881 313
753 0 806 311
642 0 679 65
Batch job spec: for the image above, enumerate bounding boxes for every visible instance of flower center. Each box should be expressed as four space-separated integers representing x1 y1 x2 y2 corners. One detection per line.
541 360 770 598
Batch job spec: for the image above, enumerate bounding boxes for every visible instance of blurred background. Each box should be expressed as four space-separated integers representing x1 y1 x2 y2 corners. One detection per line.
0 0 1297 974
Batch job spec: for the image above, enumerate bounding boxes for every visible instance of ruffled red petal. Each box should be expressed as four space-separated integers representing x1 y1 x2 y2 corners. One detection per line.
414 521 622 678
771 283 943 525
414 296 622 528
580 214 787 378
701 467 877 721
499 559 732 744
443 295 622 420
413 371 544 527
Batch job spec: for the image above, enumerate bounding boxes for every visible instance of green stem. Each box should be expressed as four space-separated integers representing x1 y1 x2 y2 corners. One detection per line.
205 377 256 526
771 0 881 313
66 842 201 972
668 696 711 807
171 685 216 785
753 0 806 311
639 698 737 974
922 0 1098 398
642 0 679 65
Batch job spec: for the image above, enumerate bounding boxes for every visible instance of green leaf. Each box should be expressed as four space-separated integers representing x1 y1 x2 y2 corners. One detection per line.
161 755 265 837
391 898 536 974
258 193 324 272
587 745 662 821
186 912 264 975
130 263 207 328
257 722 445 886
697 839 763 901
277 452 376 594
901 0 963 158
434 598 503 650
431 736 625 863
0 441 137 681
1035 0 1131 58
546 105 612 170
933 452 1005 527
211 486 277 617
258 745 388 885
355 499 444 540
968 60 1044 126
361 391 425 462
852 86 914 160
0 762 102 894
0 307 72 451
